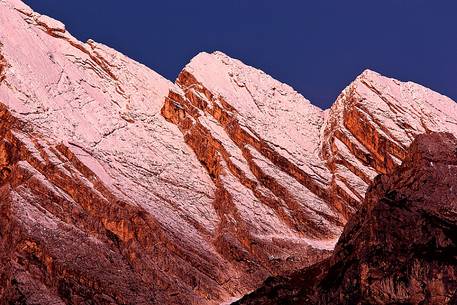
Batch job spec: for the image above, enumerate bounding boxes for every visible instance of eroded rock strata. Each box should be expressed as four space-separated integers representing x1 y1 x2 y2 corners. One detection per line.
0 0 456 304
234 132 457 305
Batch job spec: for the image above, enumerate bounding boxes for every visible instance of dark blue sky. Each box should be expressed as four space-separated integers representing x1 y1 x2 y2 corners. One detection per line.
25 0 456 109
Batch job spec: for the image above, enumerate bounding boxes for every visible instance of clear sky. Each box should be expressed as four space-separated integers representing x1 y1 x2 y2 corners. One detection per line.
24 0 456 109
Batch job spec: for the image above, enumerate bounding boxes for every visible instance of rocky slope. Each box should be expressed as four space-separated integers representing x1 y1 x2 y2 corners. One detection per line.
322 70 457 219
0 0 456 304
234 132 457 305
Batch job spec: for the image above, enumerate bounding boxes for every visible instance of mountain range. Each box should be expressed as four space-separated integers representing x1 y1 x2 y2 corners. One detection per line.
0 1 456 304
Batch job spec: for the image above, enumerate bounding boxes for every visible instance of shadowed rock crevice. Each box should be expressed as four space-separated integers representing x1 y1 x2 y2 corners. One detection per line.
0 54 6 83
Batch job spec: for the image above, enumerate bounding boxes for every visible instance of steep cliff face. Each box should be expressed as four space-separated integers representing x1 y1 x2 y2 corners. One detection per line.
162 52 343 279
322 70 457 218
234 132 457 305
0 1 239 304
0 1 456 304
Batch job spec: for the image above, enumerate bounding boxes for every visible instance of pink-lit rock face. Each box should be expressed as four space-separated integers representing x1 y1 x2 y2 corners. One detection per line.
0 1 456 304
321 70 457 217
0 1 233 304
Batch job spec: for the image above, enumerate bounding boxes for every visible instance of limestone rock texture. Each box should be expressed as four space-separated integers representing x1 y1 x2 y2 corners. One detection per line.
0 0 456 304
321 70 457 219
234 132 457 305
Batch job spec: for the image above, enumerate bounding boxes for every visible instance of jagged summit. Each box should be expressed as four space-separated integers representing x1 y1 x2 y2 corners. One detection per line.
0 1 456 304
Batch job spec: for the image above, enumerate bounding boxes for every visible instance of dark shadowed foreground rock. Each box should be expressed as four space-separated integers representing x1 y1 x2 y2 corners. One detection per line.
234 132 457 305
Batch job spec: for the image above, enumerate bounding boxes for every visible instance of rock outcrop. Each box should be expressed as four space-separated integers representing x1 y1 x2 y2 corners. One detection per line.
0 0 456 304
233 132 457 305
